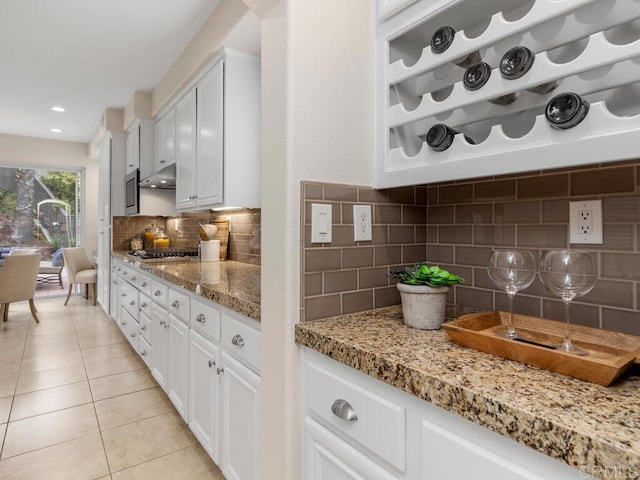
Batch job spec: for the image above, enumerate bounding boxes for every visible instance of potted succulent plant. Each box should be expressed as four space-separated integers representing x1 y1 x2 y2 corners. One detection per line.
390 264 464 330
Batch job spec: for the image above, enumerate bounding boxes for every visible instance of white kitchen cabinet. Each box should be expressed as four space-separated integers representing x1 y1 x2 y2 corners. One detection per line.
188 329 221 463
97 133 125 314
375 0 640 187
175 87 197 210
167 313 190 421
175 63 222 210
220 351 261 480
304 417 400 480
150 303 169 389
195 60 224 207
112 259 262 478
175 49 261 211
154 107 176 172
302 348 587 480
126 119 154 178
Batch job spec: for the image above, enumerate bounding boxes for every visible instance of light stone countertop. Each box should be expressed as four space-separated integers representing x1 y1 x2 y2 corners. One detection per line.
112 251 260 321
295 305 640 479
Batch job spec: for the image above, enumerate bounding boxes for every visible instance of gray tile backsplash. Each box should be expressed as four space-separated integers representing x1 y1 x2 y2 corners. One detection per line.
301 160 640 336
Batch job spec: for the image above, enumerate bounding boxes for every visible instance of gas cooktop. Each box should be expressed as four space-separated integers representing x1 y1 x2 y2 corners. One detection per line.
128 248 199 261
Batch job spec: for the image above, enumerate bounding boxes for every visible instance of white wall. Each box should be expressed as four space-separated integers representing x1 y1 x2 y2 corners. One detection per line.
258 1 373 478
0 133 97 256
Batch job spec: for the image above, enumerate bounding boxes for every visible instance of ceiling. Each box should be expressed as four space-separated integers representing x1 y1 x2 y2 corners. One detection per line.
0 0 222 144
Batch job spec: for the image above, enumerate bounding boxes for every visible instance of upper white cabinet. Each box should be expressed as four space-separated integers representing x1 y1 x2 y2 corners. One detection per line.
126 119 154 178
175 49 261 211
375 0 640 187
155 107 176 171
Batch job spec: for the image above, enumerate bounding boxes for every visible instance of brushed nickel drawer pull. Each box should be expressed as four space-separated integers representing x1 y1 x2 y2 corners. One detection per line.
172 300 180 308
196 313 206 323
331 399 358 422
231 334 244 347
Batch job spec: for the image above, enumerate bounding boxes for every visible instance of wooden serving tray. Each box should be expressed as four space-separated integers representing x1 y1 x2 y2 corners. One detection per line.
442 311 640 386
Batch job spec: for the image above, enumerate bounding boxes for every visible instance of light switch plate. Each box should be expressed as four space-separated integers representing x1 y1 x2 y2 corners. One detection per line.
311 203 332 243
569 199 603 244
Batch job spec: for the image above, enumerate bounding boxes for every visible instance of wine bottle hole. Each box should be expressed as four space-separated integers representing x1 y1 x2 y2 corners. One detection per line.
574 0 615 25
604 19 640 46
546 37 588 65
502 0 534 22
431 85 454 103
602 82 640 117
530 16 565 43
501 112 537 138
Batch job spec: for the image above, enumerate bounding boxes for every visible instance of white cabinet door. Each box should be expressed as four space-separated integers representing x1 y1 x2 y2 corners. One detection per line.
125 124 139 174
304 417 400 480
220 351 260 480
175 88 197 210
195 60 224 207
188 329 221 463
150 304 168 389
155 108 176 171
168 314 190 421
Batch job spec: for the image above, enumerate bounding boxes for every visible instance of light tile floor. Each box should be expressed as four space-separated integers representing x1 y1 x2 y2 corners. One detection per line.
0 297 225 479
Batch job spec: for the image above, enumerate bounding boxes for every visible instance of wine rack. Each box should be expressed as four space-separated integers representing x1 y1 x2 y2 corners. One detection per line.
375 0 640 187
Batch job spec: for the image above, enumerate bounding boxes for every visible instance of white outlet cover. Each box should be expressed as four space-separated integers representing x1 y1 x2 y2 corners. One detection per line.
569 199 603 244
311 203 332 243
353 205 372 241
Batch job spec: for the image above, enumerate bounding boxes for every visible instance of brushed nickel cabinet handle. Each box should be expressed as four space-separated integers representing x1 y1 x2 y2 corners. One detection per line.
196 313 206 323
171 300 180 308
231 334 244 347
331 399 358 422
208 360 215 368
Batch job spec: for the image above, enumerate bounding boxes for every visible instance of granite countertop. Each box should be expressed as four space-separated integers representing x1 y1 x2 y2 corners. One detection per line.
295 305 640 478
112 251 261 321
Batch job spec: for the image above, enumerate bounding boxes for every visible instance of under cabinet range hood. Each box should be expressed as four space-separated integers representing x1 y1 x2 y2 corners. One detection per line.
139 165 176 189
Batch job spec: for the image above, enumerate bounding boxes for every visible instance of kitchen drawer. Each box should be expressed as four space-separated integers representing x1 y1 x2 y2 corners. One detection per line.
221 313 260 372
121 282 139 320
168 287 190 323
139 310 151 343
191 297 221 342
135 272 152 297
304 355 406 472
122 308 139 352
121 265 137 284
139 336 152 368
139 292 152 319
151 280 169 309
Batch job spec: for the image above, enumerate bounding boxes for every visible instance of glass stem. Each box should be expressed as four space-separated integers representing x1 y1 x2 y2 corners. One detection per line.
506 291 516 338
562 299 573 350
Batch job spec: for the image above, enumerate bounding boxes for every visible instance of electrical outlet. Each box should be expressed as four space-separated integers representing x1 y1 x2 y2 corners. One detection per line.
353 205 372 242
569 200 603 244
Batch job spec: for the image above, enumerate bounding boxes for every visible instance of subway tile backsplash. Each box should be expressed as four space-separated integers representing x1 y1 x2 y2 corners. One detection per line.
301 160 640 336
112 208 261 265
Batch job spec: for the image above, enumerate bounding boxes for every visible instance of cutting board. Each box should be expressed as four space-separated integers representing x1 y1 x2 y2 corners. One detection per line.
208 220 229 261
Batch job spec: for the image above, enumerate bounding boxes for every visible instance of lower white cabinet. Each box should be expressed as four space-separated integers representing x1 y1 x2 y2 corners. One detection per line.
188 329 221 463
150 303 168 389
220 351 261 480
304 417 400 480
167 313 190 422
302 348 588 480
111 257 261 480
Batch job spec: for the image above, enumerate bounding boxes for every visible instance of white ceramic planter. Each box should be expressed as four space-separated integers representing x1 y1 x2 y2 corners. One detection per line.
397 283 450 330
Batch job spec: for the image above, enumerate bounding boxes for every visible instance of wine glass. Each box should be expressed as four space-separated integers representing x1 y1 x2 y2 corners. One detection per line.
487 249 536 339
539 250 597 355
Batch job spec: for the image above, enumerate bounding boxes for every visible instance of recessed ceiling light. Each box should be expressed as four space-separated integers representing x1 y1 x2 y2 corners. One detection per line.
51 106 65 113
50 128 62 133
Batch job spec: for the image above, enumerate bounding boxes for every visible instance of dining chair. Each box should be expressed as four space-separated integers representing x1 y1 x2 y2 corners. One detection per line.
7 247 40 255
62 247 97 306
0 252 42 323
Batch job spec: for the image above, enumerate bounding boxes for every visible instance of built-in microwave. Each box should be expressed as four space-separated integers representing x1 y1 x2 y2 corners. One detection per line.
124 169 139 215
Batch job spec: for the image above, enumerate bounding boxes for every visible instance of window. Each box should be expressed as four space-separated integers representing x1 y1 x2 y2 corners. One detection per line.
0 166 81 261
